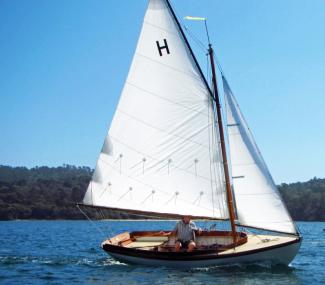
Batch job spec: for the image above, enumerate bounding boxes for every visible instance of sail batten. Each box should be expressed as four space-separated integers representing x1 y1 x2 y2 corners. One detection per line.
82 0 228 220
223 76 297 234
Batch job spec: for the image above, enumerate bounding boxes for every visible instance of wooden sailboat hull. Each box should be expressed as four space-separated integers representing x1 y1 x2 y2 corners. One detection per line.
101 231 301 268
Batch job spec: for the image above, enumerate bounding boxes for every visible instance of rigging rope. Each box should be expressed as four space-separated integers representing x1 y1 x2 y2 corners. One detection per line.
182 15 226 78
215 58 224 76
183 25 207 53
206 54 210 84
207 96 216 217
170 2 207 54
76 204 107 239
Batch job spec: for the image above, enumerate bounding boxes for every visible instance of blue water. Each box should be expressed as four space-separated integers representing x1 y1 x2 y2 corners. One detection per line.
0 221 324 284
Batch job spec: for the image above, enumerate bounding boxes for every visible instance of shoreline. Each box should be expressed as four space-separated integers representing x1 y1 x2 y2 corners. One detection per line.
0 219 324 222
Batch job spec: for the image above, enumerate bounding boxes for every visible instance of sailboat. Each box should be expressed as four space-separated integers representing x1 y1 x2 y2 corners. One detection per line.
78 0 301 268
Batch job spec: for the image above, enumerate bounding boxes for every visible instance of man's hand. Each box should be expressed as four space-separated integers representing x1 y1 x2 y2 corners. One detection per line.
159 231 171 236
196 229 203 235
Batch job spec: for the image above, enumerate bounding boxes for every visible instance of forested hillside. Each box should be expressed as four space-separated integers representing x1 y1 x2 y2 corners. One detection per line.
0 165 90 220
0 165 324 221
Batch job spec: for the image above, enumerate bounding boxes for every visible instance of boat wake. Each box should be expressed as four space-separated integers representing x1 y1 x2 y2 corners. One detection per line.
188 262 296 273
0 255 123 268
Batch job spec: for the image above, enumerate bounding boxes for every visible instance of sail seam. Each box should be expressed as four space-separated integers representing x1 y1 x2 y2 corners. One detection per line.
126 81 209 117
144 20 179 37
117 108 211 150
135 52 204 84
108 135 218 184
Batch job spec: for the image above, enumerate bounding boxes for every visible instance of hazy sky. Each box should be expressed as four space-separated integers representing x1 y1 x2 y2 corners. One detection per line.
0 0 324 183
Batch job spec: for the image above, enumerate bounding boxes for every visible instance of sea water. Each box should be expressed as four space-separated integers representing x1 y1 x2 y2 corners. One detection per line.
0 221 324 284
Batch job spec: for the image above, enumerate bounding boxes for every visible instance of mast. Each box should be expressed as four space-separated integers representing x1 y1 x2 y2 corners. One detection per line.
208 44 237 243
165 0 237 240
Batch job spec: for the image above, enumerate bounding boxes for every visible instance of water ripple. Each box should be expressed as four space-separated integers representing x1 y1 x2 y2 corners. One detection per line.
0 221 324 284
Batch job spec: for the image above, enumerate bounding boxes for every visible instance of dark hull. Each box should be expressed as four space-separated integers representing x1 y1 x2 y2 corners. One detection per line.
103 237 301 261
102 232 301 267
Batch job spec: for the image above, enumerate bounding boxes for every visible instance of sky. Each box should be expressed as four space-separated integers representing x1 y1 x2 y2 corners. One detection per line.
0 0 324 183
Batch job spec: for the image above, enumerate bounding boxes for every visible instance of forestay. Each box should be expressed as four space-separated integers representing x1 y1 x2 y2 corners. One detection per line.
83 0 229 219
223 76 297 234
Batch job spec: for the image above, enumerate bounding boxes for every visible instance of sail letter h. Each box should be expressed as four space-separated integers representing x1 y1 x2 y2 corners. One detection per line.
156 39 170 56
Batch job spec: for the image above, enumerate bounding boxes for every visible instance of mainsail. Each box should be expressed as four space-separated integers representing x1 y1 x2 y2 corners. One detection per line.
82 0 229 219
223 76 297 234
